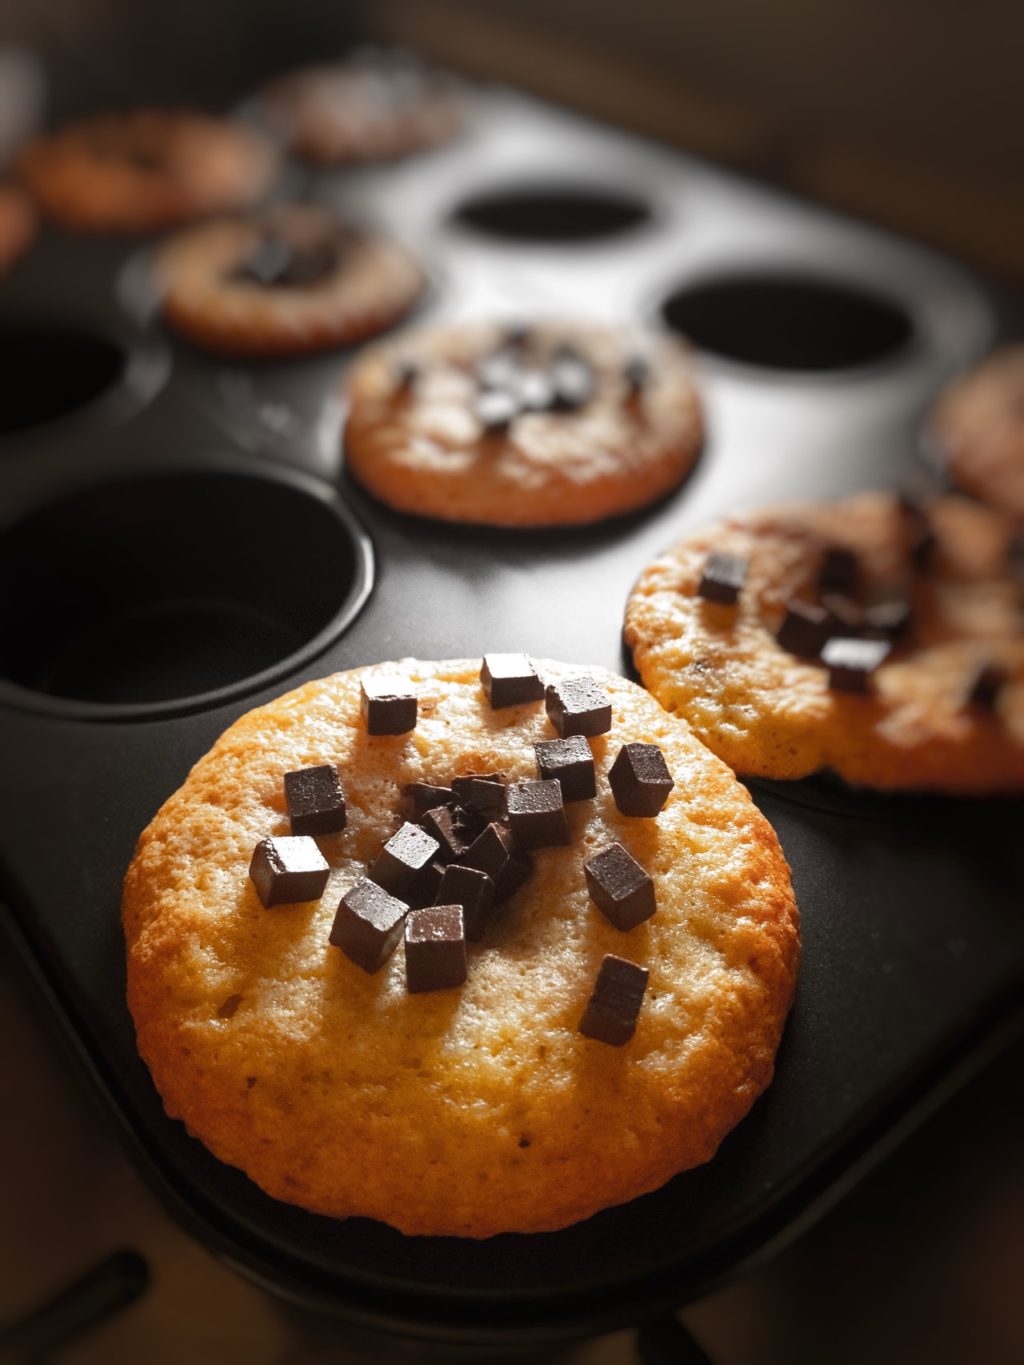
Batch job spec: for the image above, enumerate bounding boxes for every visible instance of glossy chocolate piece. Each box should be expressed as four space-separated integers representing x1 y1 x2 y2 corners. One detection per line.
776 600 831 659
480 653 545 708
360 674 417 735
235 235 339 289
862 596 912 639
284 763 347 836
966 661 1008 710
249 835 330 908
475 388 518 432
821 593 865 636
608 743 674 817
494 848 533 903
435 863 495 941
534 734 596 801
818 546 858 593
406 858 445 910
550 347 595 411
329 877 408 973
462 820 515 878
405 905 468 993
369 821 440 898
404 782 453 820
421 805 473 862
584 842 656 931
545 676 612 737
451 773 506 816
821 636 891 693
506 779 570 849
697 551 747 606
579 954 649 1046
515 368 556 412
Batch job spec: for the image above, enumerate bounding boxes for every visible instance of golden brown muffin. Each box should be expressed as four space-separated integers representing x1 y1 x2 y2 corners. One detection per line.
930 346 1024 519
343 321 704 527
123 658 798 1238
154 204 425 357
624 492 1024 793
17 110 278 234
260 52 467 165
0 184 35 274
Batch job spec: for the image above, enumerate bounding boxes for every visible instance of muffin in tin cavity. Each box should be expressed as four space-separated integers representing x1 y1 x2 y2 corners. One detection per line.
123 657 798 1237
16 110 279 234
343 319 704 527
153 203 426 357
623 491 1024 793
260 49 469 165
928 346 1024 519
0 185 35 275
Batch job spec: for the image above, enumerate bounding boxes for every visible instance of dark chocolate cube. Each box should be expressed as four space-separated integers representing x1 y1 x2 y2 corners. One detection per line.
369 821 440 897
421 805 473 862
403 781 454 820
697 551 747 606
966 661 1007 710
821 593 865 636
608 743 674 817
451 773 507 815
776 600 831 659
821 636 890 693
329 878 408 973
506 779 570 850
550 351 595 411
494 848 533 903
475 388 518 432
579 955 649 1046
819 547 859 593
284 764 347 836
435 863 496 941
534 734 596 801
862 597 912 639
584 843 656 931
360 674 417 735
462 820 514 878
545 676 612 738
406 858 445 910
480 653 545 708
249 835 330 908
405 905 468 993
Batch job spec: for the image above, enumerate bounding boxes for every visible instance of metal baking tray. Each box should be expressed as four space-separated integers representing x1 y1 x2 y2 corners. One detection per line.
1 85 1022 1347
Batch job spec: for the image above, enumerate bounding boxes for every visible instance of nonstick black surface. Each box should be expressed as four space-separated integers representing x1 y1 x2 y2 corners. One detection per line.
0 88 1021 1346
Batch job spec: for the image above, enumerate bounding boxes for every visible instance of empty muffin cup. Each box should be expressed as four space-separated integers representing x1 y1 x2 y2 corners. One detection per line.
451 181 652 244
0 468 373 718
660 270 914 373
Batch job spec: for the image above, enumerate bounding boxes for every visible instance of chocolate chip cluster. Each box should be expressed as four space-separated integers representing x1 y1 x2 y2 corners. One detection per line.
247 656 676 1045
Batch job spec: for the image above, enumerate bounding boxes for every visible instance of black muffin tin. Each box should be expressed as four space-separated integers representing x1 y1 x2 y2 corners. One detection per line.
1 86 1022 1347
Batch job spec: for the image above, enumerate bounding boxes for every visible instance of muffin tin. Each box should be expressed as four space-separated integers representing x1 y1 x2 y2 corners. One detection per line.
1 85 1022 1347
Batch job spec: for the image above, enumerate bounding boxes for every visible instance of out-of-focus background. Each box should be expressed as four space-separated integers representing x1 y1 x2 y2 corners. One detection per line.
2 0 1023 283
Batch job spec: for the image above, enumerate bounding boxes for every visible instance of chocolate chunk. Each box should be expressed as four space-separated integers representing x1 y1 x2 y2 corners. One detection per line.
475 388 519 432
862 596 912 639
480 652 545 708
515 368 556 412
502 322 531 348
361 674 417 735
550 348 595 411
462 820 515 878
584 843 656 931
249 835 330 908
776 599 831 658
435 863 495 941
235 235 338 289
506 779 570 849
898 492 935 565
476 349 520 391
405 905 468 993
421 805 472 862
494 848 533 903
451 774 506 816
966 661 1008 710
623 356 650 397
392 359 420 394
608 743 674 817
545 676 612 737
579 955 648 1046
819 547 858 593
329 877 408 973
284 764 347 836
534 734 596 801
404 781 453 820
821 636 891 693
697 551 747 606
821 593 865 636
369 821 440 898
406 858 445 909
